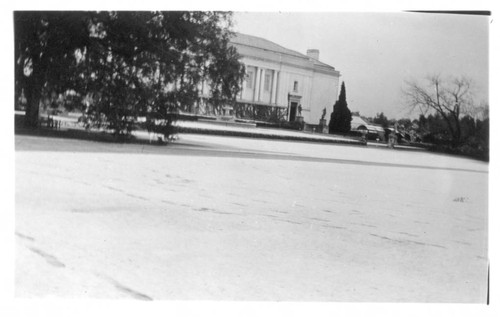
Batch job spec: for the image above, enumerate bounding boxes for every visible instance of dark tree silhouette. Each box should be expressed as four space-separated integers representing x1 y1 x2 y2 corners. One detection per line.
403 75 477 145
14 12 91 128
373 112 389 128
328 81 352 133
14 11 245 134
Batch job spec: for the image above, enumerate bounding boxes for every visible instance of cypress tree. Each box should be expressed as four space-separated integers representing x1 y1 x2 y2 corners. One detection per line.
329 82 352 133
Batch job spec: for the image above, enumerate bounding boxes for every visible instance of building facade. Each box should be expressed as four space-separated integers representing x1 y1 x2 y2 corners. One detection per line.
200 33 341 125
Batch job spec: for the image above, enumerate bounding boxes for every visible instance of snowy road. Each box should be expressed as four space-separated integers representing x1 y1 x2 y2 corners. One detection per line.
15 134 488 302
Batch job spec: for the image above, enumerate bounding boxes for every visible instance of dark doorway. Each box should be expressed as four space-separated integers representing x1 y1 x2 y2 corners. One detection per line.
289 102 297 122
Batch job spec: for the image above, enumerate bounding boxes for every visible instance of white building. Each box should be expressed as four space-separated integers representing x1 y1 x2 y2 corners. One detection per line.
201 33 341 125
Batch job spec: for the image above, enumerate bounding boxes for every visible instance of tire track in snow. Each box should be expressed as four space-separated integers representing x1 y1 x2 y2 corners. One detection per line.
110 280 153 301
370 233 446 249
27 247 66 268
97 274 153 301
16 232 35 242
17 232 66 268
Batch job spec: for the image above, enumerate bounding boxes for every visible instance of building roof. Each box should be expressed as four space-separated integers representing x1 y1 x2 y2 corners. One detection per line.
230 32 336 71
351 115 369 128
231 32 305 58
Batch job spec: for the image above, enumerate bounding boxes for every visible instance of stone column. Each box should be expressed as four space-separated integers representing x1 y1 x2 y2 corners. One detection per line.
271 70 278 105
253 67 261 102
257 68 264 102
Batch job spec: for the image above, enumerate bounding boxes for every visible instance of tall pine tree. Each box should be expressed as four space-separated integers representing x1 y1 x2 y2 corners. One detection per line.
328 81 352 133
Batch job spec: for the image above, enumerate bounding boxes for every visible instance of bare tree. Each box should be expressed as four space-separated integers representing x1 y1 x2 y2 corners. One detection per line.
403 75 476 145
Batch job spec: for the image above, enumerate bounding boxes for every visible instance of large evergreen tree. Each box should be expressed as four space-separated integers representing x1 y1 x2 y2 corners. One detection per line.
14 11 245 134
14 11 91 128
328 82 352 133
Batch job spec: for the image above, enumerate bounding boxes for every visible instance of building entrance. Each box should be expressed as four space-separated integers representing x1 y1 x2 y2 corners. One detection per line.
288 94 302 122
289 102 298 122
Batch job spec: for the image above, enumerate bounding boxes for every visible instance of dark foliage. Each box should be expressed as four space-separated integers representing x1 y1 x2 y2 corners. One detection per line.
403 75 488 160
372 112 389 128
404 75 478 146
279 120 305 131
417 113 489 161
14 11 245 136
328 82 352 133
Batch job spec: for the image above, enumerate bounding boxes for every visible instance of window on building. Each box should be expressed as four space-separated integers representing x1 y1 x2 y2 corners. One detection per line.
246 70 254 89
264 72 272 92
293 81 299 92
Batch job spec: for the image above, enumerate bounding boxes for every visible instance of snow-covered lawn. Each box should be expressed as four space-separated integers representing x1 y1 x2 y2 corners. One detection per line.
15 134 488 302
173 120 360 143
175 134 484 172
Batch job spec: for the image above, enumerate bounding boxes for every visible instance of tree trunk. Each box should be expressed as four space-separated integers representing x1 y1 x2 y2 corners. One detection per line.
23 76 41 128
437 111 459 146
452 113 462 145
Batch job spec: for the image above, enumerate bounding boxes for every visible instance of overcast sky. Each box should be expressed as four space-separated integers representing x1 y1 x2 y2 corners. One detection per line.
232 12 489 119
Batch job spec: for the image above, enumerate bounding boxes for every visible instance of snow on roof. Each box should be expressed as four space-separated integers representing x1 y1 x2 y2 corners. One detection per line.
230 32 336 70
231 32 305 58
351 116 368 127
351 116 385 133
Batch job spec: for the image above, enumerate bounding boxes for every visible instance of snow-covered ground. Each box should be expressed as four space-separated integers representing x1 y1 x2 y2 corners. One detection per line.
173 120 361 143
15 133 488 302
172 134 481 172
